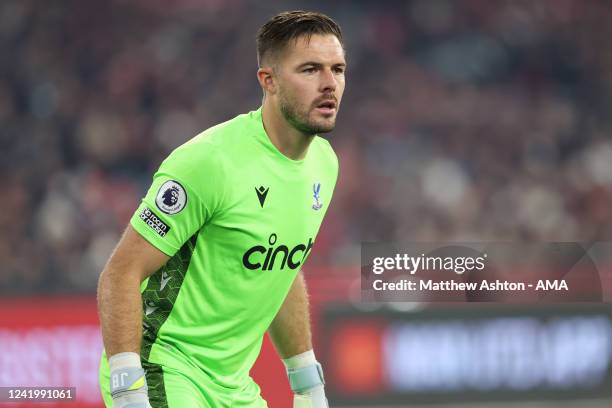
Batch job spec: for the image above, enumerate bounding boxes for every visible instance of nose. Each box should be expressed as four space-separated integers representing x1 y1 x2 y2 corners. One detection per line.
319 68 337 93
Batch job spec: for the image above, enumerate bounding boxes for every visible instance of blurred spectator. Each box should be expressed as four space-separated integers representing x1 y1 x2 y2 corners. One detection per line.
2 0 612 293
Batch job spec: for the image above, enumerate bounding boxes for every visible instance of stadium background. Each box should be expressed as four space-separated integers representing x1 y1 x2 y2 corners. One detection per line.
2 0 612 407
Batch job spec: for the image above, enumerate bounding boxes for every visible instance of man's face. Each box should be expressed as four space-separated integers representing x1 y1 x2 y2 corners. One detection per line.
274 34 346 135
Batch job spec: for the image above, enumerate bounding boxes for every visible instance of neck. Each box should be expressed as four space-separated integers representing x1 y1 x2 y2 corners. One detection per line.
261 99 314 161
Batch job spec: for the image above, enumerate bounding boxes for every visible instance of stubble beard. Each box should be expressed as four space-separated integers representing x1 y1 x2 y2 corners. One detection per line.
278 90 336 136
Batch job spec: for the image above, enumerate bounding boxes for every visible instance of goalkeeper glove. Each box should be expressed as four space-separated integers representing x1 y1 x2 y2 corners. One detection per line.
284 350 329 408
109 352 151 408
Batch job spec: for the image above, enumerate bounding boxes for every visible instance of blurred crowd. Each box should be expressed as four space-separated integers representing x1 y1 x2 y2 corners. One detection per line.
2 0 612 293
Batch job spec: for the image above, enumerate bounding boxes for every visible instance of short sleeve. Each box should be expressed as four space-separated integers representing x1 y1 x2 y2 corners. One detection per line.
130 141 225 256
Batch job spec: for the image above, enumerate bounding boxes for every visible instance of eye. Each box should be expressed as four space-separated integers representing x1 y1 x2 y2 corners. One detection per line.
302 67 316 73
333 65 346 74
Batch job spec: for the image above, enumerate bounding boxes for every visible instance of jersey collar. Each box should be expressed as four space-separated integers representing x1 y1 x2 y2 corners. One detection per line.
250 107 308 166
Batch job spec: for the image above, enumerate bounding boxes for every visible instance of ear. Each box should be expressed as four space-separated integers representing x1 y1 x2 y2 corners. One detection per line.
257 66 277 95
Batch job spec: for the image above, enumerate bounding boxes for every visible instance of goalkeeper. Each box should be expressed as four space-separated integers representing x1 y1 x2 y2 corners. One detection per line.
97 10 346 408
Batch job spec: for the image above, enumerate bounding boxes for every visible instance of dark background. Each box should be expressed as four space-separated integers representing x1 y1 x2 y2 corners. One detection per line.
1 1 612 407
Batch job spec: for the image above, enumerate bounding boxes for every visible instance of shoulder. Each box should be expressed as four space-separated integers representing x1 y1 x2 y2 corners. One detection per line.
311 136 339 176
158 135 224 184
153 113 256 212
184 111 250 149
159 111 256 177
196 110 257 147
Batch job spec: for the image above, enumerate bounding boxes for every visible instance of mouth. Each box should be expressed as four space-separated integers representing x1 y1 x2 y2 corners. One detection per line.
315 99 337 115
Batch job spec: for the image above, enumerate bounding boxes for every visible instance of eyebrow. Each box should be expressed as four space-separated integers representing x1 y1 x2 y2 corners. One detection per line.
297 61 347 69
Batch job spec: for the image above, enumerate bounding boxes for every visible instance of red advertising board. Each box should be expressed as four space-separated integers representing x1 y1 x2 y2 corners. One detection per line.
0 297 294 408
0 297 102 408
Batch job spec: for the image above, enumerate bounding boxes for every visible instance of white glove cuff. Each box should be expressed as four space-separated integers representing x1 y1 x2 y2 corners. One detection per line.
109 352 142 371
109 352 146 398
283 350 317 370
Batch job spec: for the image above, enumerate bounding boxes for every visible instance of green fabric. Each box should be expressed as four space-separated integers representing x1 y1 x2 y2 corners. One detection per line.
99 355 267 407
141 234 198 360
142 361 168 408
99 107 338 404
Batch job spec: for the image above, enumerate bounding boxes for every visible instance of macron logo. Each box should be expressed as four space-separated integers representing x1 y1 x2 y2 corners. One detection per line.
160 271 171 291
255 186 269 208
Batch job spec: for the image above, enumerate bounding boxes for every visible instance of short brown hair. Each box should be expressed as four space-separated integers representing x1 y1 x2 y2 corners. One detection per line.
256 10 343 66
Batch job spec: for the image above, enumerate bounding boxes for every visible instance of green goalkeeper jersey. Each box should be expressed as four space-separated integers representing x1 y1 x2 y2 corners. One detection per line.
124 107 337 390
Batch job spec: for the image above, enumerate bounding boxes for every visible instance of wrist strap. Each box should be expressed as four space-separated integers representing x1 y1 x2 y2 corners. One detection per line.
283 350 317 369
110 366 147 397
287 362 325 394
109 352 147 398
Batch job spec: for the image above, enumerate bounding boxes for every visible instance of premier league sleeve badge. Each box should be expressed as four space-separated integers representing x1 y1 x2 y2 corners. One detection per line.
155 180 187 215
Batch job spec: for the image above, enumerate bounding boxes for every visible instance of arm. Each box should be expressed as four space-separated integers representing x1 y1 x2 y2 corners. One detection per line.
268 271 312 358
269 272 329 408
98 225 169 356
97 225 169 407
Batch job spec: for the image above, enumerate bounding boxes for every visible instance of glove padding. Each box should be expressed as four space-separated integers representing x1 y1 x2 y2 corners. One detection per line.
109 352 151 408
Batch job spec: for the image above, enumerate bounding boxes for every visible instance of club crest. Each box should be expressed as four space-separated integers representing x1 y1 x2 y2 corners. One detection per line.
312 183 323 210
